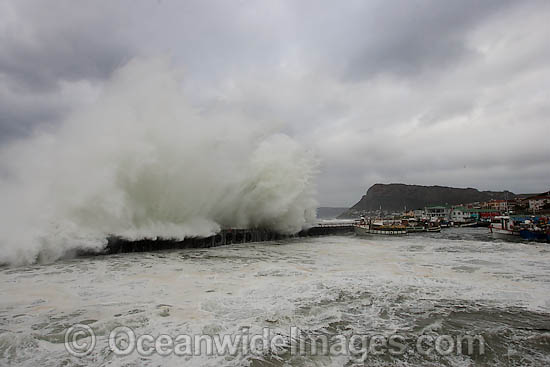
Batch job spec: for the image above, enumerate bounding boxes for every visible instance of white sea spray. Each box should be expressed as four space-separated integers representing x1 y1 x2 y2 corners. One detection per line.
0 58 318 265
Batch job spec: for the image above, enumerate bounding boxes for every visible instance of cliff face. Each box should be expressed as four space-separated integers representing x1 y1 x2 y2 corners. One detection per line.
348 183 515 212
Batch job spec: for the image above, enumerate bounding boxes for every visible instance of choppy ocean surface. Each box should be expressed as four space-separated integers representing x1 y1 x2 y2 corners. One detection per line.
1 228 549 366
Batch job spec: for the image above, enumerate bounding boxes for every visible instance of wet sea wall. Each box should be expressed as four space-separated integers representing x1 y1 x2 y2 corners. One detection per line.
94 225 354 255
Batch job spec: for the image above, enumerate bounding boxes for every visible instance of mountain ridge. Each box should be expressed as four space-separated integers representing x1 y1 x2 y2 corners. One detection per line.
342 183 515 216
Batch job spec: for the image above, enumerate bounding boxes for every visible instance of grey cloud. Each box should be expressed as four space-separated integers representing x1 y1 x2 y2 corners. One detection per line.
0 1 134 92
0 0 549 205
0 1 135 139
0 101 58 142
343 0 517 80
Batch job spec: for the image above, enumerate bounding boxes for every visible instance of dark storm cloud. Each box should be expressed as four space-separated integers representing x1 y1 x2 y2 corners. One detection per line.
0 1 134 140
343 0 516 80
0 1 133 92
1 0 549 204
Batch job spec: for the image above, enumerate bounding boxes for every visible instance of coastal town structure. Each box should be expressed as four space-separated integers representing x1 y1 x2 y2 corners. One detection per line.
526 192 550 212
340 184 550 225
424 206 451 219
411 193 550 223
351 191 550 224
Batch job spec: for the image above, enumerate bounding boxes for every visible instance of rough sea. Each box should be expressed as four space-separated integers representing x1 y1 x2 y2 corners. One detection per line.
1 228 549 366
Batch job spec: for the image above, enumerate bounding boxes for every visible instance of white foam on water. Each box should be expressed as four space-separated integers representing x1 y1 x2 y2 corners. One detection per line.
1 231 549 366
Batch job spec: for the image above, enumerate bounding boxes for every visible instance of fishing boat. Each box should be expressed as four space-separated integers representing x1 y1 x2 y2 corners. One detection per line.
426 224 441 232
517 217 550 242
425 218 442 232
489 216 520 239
402 218 426 232
355 218 407 235
439 220 451 228
406 225 426 233
401 218 442 233
519 228 549 242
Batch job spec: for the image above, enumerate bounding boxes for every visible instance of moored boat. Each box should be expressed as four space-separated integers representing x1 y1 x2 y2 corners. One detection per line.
425 219 442 232
426 225 441 232
355 217 407 235
406 225 426 233
519 228 548 242
517 217 550 242
355 224 407 235
489 216 520 239
439 221 451 228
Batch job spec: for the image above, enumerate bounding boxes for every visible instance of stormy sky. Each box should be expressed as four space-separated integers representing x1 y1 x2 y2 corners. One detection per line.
1 0 549 207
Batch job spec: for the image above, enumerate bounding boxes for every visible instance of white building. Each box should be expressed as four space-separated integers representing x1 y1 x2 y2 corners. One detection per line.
449 207 472 223
425 206 451 220
527 192 550 211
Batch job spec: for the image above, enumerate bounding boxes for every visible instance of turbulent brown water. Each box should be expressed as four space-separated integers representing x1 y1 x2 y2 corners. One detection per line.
1 228 549 366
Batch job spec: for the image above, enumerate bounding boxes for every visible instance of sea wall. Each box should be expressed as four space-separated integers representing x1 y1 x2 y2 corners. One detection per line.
94 225 354 255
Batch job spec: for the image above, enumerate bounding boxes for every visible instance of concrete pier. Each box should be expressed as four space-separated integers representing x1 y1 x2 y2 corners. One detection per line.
99 224 354 255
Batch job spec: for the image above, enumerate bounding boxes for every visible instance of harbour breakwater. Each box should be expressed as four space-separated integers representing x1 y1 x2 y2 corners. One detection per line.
93 224 355 255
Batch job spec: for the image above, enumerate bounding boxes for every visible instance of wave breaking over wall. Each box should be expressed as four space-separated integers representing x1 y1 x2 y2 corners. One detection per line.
0 58 318 265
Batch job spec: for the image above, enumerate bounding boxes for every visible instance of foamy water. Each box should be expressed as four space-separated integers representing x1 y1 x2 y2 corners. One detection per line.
1 228 549 366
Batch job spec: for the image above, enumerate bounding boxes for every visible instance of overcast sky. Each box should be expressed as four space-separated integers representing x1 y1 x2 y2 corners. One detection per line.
1 0 549 206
